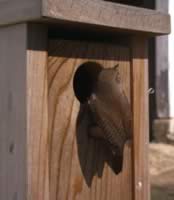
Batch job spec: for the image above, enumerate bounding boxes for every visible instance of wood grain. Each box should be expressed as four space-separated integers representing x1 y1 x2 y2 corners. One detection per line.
131 36 150 200
48 39 132 200
26 24 49 200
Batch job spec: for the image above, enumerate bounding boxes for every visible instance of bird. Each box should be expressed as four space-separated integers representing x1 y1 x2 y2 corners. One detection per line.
87 64 132 172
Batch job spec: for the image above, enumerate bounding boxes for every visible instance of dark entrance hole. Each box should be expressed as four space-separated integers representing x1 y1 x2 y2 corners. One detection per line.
73 62 103 103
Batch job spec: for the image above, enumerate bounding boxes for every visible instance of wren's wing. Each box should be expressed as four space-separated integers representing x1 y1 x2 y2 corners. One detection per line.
89 94 129 154
122 91 132 135
96 83 131 132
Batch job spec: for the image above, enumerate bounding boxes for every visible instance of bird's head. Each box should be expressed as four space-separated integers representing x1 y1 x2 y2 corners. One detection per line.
97 64 121 85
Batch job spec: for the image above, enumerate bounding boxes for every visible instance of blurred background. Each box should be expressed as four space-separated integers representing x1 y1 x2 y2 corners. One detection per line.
148 1 174 199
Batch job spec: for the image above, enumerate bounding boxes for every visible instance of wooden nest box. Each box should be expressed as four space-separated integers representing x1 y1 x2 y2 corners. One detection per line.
0 0 170 200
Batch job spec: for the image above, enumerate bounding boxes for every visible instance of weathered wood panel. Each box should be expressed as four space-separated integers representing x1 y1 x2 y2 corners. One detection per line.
43 0 170 35
0 0 170 35
131 37 150 200
0 0 41 26
48 39 132 200
0 23 27 200
0 23 49 200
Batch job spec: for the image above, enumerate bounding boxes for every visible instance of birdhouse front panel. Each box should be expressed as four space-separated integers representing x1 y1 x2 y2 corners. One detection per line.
47 39 132 200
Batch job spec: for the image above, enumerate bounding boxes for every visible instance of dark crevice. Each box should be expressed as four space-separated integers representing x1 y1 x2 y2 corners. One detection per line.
73 62 103 103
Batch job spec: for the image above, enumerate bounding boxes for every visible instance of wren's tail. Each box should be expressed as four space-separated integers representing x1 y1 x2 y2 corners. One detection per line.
107 144 124 174
111 153 123 174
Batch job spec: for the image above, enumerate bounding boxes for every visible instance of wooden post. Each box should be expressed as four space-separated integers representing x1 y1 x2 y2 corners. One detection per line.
131 37 150 200
26 24 49 200
0 23 27 200
0 23 48 200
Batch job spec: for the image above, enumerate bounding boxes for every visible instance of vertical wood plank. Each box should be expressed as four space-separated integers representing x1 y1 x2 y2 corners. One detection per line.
26 24 49 200
131 37 150 200
0 24 27 200
0 23 49 200
48 40 133 200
